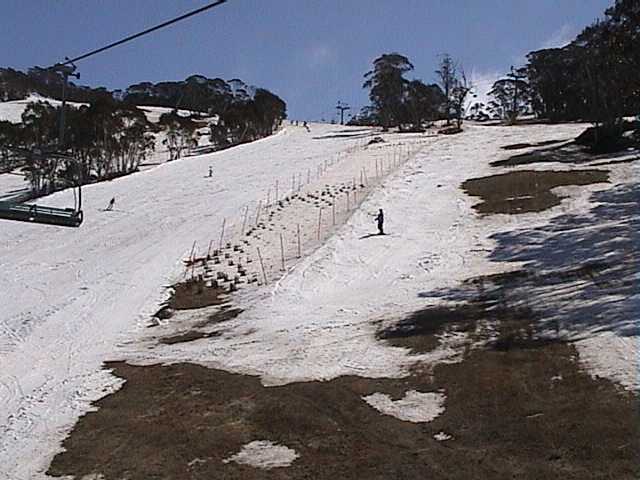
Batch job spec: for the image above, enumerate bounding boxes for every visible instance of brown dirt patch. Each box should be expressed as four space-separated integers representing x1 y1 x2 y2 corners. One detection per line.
47 344 639 480
158 330 222 345
198 307 244 328
429 342 639 479
167 278 228 310
501 139 568 151
462 170 609 215
377 304 481 353
158 308 244 345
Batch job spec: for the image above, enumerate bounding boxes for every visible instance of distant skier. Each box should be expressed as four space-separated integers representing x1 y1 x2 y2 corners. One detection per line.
208 165 213 178
303 121 310 132
375 208 384 235
106 197 115 211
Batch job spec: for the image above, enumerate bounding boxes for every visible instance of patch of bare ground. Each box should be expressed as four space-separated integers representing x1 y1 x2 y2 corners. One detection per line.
48 264 638 479
462 169 609 214
501 139 569 151
166 277 229 310
377 304 481 353
158 308 244 345
158 330 222 345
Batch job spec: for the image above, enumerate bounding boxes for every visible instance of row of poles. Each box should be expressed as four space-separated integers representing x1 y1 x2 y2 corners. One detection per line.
184 141 420 286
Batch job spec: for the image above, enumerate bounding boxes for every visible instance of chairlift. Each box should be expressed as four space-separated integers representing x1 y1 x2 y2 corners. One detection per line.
0 149 83 228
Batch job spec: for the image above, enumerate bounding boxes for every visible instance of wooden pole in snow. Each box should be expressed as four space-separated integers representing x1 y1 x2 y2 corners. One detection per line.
218 218 226 250
317 208 322 240
297 223 301 258
188 240 196 262
241 205 249 235
206 239 213 259
332 203 336 225
279 232 285 271
255 200 262 226
346 191 350 210
256 247 268 285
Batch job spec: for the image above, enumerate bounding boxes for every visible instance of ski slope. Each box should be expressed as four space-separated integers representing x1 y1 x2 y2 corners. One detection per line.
124 122 638 389
0 95 189 125
0 123 379 479
0 121 637 479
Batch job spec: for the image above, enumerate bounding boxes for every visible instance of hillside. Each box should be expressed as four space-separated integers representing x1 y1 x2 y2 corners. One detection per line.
0 120 637 479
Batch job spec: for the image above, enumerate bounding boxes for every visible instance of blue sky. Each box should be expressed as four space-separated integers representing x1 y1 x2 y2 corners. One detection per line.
2 0 611 120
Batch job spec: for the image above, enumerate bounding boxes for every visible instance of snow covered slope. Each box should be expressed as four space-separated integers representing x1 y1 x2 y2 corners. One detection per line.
0 121 637 479
0 123 377 479
124 123 637 388
0 95 189 125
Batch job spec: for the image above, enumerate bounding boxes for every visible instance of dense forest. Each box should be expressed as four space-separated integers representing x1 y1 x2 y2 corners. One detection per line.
0 71 286 196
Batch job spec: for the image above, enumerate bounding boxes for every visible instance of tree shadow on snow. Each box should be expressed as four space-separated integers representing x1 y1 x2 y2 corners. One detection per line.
417 182 639 339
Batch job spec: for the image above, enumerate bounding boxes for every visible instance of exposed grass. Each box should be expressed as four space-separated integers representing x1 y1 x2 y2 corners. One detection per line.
462 170 609 215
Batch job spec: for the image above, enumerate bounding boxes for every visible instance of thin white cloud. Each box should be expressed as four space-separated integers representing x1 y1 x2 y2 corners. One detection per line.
304 43 337 69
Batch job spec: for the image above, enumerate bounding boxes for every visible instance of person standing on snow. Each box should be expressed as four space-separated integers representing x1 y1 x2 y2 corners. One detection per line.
208 165 213 178
375 208 384 235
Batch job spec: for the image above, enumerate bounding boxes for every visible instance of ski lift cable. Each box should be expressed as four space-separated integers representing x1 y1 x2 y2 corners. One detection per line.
60 0 229 66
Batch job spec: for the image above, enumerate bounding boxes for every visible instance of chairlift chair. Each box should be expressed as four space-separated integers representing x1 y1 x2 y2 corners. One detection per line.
0 149 83 228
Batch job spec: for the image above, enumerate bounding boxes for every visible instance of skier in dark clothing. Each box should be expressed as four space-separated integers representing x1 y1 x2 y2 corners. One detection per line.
106 197 115 211
375 209 384 235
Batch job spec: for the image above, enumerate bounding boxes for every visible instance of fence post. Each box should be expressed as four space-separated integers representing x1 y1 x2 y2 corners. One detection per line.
255 200 262 226
218 218 226 250
241 205 249 235
256 247 268 285
279 232 286 271
188 240 197 262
